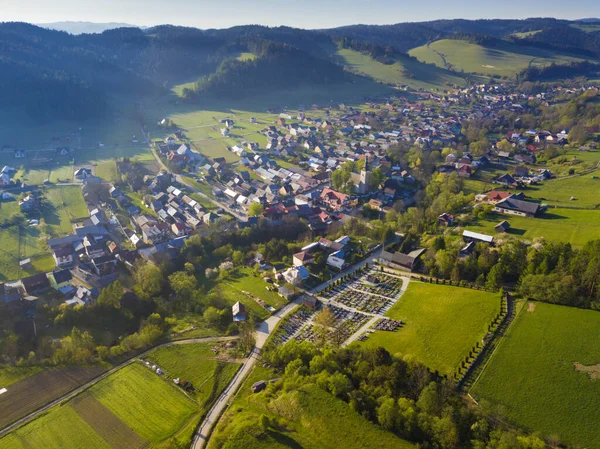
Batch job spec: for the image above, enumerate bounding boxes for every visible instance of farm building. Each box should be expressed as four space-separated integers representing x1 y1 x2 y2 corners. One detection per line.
463 230 494 244
495 221 511 233
494 195 541 218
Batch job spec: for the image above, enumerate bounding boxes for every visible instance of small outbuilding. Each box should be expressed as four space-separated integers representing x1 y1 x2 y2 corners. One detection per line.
232 302 246 322
494 220 511 233
251 380 267 393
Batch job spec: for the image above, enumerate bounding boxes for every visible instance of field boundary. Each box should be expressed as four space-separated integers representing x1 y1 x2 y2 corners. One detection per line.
465 298 526 395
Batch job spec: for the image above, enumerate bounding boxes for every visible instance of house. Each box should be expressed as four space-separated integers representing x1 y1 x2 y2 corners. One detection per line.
494 196 541 218
171 222 186 237
487 190 511 203
379 248 425 272
495 220 511 233
438 213 455 227
48 269 73 291
74 168 92 179
232 302 246 322
278 285 295 300
68 286 98 306
495 174 517 188
293 251 314 267
327 251 346 270
462 230 494 244
19 195 38 212
22 273 50 294
283 266 310 286
320 188 350 211
514 166 529 177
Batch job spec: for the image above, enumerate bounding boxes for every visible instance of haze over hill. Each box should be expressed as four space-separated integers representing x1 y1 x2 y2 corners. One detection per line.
36 21 142 34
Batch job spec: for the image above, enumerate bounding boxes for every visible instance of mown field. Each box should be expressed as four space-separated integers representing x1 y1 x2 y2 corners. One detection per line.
145 342 241 409
208 366 415 449
0 343 239 448
521 173 600 209
465 208 600 248
337 48 467 91
471 302 600 448
409 39 586 78
361 282 500 376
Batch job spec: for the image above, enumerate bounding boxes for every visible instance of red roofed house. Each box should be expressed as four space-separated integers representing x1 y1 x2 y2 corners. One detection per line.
320 188 349 211
487 191 511 203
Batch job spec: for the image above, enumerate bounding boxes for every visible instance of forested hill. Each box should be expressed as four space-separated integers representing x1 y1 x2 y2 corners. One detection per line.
1 18 600 120
182 39 349 100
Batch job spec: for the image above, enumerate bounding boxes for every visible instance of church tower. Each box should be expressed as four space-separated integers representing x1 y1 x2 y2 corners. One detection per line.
359 156 370 194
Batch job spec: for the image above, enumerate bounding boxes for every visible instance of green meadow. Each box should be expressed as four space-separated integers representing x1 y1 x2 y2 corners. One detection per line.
337 48 467 91
466 208 600 248
471 302 600 448
409 39 586 78
361 282 500 376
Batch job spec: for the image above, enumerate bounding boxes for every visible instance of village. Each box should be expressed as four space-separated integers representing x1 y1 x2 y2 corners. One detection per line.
2 80 599 311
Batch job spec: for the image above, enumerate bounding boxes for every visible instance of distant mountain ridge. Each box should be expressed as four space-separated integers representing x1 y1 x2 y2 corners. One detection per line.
36 21 143 34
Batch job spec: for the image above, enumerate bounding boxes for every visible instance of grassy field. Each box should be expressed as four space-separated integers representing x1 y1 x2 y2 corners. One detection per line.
361 282 500 376
409 39 586 78
0 185 88 281
520 173 600 209
465 208 600 247
337 48 467 91
90 363 197 443
471 302 600 448
226 267 288 309
208 366 415 449
42 186 89 235
0 343 239 448
145 342 240 409
0 405 111 449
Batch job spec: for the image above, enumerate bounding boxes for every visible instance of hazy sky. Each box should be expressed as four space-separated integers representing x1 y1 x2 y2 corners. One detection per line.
3 0 599 29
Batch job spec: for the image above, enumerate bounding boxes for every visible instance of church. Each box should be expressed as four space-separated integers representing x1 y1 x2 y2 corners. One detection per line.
350 157 371 195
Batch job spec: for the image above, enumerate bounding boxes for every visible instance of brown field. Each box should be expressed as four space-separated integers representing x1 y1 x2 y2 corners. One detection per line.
0 365 107 429
70 394 149 449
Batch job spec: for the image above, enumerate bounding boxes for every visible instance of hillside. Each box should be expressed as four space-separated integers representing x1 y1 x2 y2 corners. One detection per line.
409 38 588 79
336 48 467 91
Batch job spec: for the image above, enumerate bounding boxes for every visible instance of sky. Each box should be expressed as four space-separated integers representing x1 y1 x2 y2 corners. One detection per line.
2 0 599 29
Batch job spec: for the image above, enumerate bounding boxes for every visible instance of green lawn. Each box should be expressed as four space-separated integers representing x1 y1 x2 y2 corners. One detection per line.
466 208 600 248
471 302 600 448
217 283 273 321
409 39 586 78
208 366 415 449
337 48 467 91
226 268 287 309
361 282 500 376
42 186 89 235
145 343 240 409
0 225 54 282
90 363 197 444
521 173 600 209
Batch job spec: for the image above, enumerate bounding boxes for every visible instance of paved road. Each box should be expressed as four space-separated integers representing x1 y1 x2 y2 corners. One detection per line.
0 336 238 438
190 247 397 449
191 298 302 449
